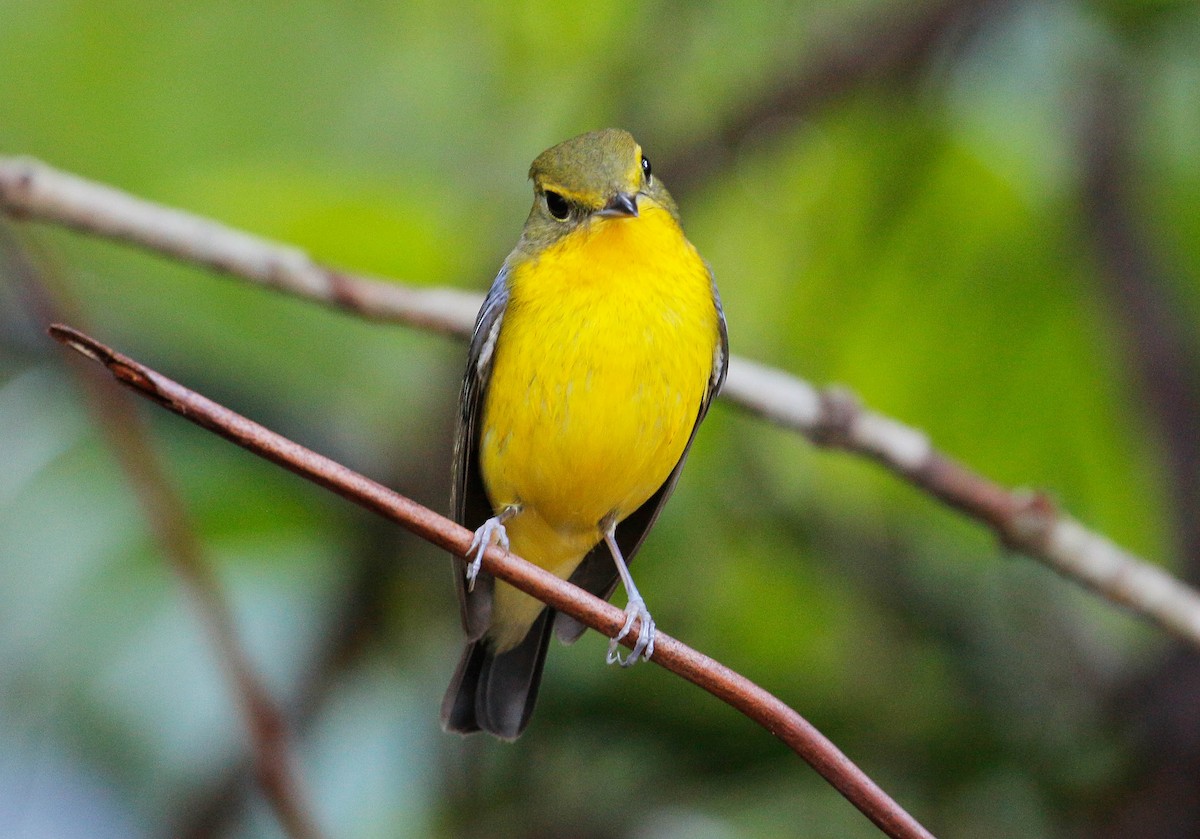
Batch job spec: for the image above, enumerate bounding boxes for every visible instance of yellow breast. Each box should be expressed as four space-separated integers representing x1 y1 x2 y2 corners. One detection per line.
480 200 718 547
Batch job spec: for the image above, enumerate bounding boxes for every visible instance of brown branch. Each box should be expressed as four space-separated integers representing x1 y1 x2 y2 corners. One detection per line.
1076 68 1200 839
47 323 937 839
172 542 400 839
0 230 324 839
728 365 1200 643
659 0 1010 195
0 157 480 333
1078 72 1200 569
3 159 1199 653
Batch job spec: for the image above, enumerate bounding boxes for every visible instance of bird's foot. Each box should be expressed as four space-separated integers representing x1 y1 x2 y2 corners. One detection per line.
466 517 510 591
606 595 656 667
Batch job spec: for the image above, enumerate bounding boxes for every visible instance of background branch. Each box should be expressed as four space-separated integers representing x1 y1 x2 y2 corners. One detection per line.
48 323 936 839
1077 68 1200 839
658 0 1009 195
0 227 324 839
4 157 1200 652
172 542 400 839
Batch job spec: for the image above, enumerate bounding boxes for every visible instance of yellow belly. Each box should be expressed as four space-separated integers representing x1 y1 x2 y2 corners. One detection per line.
479 202 718 649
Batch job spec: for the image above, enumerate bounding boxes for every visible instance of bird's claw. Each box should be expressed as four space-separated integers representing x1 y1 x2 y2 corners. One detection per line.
606 595 656 667
466 517 510 591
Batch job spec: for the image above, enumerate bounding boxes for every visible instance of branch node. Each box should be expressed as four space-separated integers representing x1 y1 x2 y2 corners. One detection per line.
1002 489 1058 553
110 359 158 393
812 385 861 448
325 269 366 311
0 158 38 218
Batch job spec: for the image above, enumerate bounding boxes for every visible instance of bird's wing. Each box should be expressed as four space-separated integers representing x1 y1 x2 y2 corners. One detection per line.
555 278 729 643
451 269 511 642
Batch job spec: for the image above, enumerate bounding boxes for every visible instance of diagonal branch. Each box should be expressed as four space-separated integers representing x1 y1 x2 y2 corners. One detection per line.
4 157 1199 650
48 323 936 839
0 229 325 839
659 0 1009 195
0 157 479 332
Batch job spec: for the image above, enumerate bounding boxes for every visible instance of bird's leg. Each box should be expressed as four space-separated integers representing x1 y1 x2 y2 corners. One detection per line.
602 526 656 667
466 504 519 591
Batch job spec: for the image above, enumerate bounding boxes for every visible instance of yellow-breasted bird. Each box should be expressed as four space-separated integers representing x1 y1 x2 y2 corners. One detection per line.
441 128 727 739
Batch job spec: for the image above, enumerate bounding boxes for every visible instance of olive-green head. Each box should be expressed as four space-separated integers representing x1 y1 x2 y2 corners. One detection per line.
515 128 680 254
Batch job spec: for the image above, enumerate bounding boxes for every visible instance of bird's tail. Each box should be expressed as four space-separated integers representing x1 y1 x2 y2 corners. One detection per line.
440 608 554 740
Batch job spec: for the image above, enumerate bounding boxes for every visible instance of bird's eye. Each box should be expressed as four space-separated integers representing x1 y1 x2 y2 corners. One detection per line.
641 155 652 182
545 190 570 220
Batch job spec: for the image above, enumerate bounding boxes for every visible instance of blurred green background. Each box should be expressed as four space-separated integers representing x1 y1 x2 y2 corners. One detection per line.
2 1 1200 837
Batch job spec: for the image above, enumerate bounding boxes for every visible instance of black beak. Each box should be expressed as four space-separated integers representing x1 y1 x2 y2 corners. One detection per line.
598 192 639 218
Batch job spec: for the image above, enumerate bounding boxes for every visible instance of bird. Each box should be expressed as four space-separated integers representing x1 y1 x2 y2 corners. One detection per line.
441 128 728 739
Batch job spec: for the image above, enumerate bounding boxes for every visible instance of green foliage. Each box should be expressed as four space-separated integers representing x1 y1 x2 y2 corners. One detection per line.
2 1 1197 837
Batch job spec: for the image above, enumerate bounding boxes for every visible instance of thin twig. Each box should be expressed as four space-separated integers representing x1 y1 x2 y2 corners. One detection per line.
0 230 324 839
4 158 1199 651
48 323 937 839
